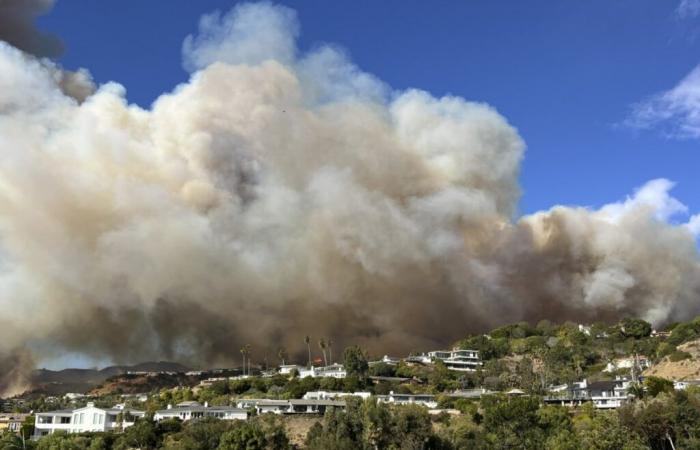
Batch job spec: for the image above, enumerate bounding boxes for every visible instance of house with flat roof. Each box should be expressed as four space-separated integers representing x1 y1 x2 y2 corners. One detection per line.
427 349 481 372
376 391 438 408
302 391 371 400
33 403 145 439
154 402 247 422
0 413 30 433
298 363 346 379
278 364 304 375
235 398 345 415
544 377 633 409
603 356 650 373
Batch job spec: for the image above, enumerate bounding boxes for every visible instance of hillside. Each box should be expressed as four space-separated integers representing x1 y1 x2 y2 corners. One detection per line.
29 361 191 395
643 338 700 380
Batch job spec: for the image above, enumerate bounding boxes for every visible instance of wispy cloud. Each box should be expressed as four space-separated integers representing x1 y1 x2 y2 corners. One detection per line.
677 0 700 19
626 64 700 139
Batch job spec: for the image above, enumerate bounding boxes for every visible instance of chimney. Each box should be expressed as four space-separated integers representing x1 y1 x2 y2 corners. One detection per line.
204 401 208 408
87 402 94 408
167 404 172 410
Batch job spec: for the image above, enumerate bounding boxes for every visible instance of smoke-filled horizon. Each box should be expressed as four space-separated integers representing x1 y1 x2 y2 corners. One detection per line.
0 2 699 396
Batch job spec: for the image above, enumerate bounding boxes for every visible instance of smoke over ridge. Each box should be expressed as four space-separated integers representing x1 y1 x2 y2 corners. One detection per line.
0 2 699 396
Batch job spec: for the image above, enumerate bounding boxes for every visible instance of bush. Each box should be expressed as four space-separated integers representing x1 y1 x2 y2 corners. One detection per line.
669 350 692 362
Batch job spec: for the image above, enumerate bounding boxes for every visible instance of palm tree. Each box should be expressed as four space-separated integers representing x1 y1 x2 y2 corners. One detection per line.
319 339 327 366
628 382 645 400
304 336 311 368
278 347 287 366
245 344 252 376
240 346 247 376
328 339 334 364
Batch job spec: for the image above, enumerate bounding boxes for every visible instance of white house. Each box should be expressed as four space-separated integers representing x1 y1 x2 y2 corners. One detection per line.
33 403 145 439
376 391 438 408
369 356 401 366
278 364 304 375
0 413 29 433
674 380 700 390
298 363 347 379
604 356 650 373
544 377 632 409
235 399 345 415
302 391 371 400
154 402 247 422
427 349 481 372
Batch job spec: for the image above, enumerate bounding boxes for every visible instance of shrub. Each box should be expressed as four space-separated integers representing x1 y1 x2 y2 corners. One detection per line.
669 350 692 362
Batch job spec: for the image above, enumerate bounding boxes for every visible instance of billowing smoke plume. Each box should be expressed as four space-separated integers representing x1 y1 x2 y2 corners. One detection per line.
0 2 699 396
0 0 62 57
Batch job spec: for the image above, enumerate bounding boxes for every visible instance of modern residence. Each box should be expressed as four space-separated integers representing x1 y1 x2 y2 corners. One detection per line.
154 402 247 422
673 380 700 390
603 356 650 373
369 355 401 366
278 364 304 375
302 391 372 400
33 403 145 439
376 391 438 408
427 349 481 372
298 363 347 379
0 413 29 433
544 377 633 409
235 398 345 415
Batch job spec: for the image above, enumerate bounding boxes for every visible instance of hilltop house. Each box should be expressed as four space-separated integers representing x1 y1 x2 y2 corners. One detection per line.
369 355 401 366
376 391 438 408
544 377 633 409
429 349 482 372
154 402 247 422
33 403 145 439
603 356 650 373
0 413 30 433
302 391 371 400
235 398 345 415
278 364 304 375
298 363 347 379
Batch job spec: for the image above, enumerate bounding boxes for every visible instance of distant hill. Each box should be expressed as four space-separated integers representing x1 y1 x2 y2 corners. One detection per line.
29 361 191 395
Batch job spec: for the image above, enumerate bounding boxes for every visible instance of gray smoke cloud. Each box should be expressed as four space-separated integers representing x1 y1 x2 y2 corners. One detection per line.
0 2 699 396
0 0 62 57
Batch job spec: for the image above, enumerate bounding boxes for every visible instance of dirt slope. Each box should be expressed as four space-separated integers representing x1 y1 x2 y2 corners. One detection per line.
644 339 700 380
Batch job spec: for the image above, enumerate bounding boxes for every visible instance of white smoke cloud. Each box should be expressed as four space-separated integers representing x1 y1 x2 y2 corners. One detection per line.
182 2 298 72
598 178 688 223
0 2 698 394
687 214 700 236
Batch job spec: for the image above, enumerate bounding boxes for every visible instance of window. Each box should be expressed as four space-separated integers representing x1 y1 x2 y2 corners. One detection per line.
99 415 103 425
93 413 98 424
61 417 71 424
79 413 84 424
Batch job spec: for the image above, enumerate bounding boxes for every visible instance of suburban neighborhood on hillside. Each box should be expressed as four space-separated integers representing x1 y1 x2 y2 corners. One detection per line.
3 317 700 448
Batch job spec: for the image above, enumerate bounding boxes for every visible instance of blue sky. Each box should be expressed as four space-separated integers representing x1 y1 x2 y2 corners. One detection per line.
37 0 698 217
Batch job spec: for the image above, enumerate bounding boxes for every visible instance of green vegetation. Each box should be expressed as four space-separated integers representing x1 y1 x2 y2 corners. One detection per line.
6 315 700 449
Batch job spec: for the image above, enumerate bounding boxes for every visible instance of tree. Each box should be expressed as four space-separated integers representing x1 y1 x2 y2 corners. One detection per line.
113 419 157 450
620 319 652 339
343 345 369 377
481 395 545 449
318 339 327 366
240 346 248 376
277 347 286 366
304 336 311 368
218 423 267 450
644 376 674 397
